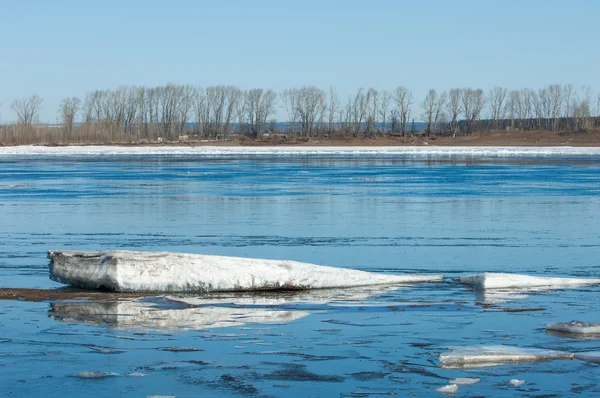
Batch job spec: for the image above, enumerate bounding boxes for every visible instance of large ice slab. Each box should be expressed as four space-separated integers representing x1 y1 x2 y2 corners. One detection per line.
460 273 600 290
439 345 574 369
48 250 443 293
546 321 600 335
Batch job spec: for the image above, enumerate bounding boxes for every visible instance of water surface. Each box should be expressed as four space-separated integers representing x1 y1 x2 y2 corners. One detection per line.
1 149 599 396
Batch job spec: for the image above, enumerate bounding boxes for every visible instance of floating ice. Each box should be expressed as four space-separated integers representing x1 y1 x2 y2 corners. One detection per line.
509 379 526 387
48 250 442 293
436 384 458 394
439 345 574 369
546 321 600 335
74 371 119 379
2 145 600 157
460 273 600 290
125 372 146 377
573 352 600 364
50 300 309 331
449 377 480 385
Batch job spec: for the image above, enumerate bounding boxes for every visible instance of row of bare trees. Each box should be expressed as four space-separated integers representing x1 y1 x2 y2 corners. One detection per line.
2 84 599 144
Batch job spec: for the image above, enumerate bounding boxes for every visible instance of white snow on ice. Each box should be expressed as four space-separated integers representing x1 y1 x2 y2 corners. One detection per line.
436 384 459 394
48 250 443 293
2 145 600 157
509 379 526 387
546 321 600 335
439 345 574 369
459 273 600 290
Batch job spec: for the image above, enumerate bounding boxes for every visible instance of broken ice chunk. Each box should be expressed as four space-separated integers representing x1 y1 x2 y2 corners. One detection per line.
509 379 526 387
573 352 600 364
449 377 480 385
460 273 600 290
436 384 458 394
74 371 119 378
439 345 574 369
546 321 600 335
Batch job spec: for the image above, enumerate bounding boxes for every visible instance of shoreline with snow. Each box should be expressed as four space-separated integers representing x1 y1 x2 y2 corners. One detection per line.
1 145 600 157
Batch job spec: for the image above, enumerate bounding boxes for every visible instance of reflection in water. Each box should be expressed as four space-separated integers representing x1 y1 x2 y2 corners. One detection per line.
50 300 309 331
49 286 401 331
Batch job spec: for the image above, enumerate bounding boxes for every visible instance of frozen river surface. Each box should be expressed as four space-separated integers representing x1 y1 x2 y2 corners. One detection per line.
1 147 599 396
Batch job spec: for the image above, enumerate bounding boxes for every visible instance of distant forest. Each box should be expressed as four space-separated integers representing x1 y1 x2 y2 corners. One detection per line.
1 84 599 145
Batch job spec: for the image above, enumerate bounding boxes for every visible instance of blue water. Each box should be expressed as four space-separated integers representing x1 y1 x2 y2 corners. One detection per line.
1 153 600 397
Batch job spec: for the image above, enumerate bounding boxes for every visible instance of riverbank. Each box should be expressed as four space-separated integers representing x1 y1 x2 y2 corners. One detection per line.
1 130 600 147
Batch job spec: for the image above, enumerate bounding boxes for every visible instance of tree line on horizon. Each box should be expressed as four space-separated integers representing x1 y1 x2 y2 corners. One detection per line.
1 83 599 145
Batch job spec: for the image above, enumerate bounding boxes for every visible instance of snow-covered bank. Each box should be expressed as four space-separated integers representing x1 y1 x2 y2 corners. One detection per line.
439 345 574 369
48 250 443 293
2 145 600 157
460 273 600 290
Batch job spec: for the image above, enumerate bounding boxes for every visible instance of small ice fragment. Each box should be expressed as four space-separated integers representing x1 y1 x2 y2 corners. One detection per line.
439 345 574 369
125 372 146 377
436 384 458 394
146 396 175 398
449 377 480 385
156 347 201 352
87 346 126 354
460 273 600 290
546 321 600 335
75 371 118 378
509 379 525 386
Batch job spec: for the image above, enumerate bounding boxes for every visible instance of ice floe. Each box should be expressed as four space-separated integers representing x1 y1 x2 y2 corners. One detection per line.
460 273 600 290
48 250 442 293
546 321 600 335
509 379 526 387
436 384 459 394
439 345 574 369
50 299 309 331
74 371 119 379
573 352 600 363
2 145 600 157
449 377 480 385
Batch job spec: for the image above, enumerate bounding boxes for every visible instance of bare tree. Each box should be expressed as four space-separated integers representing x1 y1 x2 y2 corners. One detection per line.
445 88 461 136
326 86 340 135
421 89 437 136
11 95 43 125
247 88 277 138
488 87 507 130
461 88 485 134
59 97 80 135
281 88 299 134
295 86 325 137
393 87 412 136
366 88 378 137
234 89 247 134
572 86 593 131
378 90 391 134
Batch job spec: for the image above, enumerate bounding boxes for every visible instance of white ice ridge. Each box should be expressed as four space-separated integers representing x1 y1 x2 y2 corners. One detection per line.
546 321 600 335
2 145 600 157
439 345 574 369
48 250 443 293
459 272 600 290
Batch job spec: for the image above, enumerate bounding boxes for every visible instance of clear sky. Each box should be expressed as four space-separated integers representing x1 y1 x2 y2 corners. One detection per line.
0 0 598 122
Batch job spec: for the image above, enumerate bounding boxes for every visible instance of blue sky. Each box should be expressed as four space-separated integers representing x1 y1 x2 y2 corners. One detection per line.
0 0 598 122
